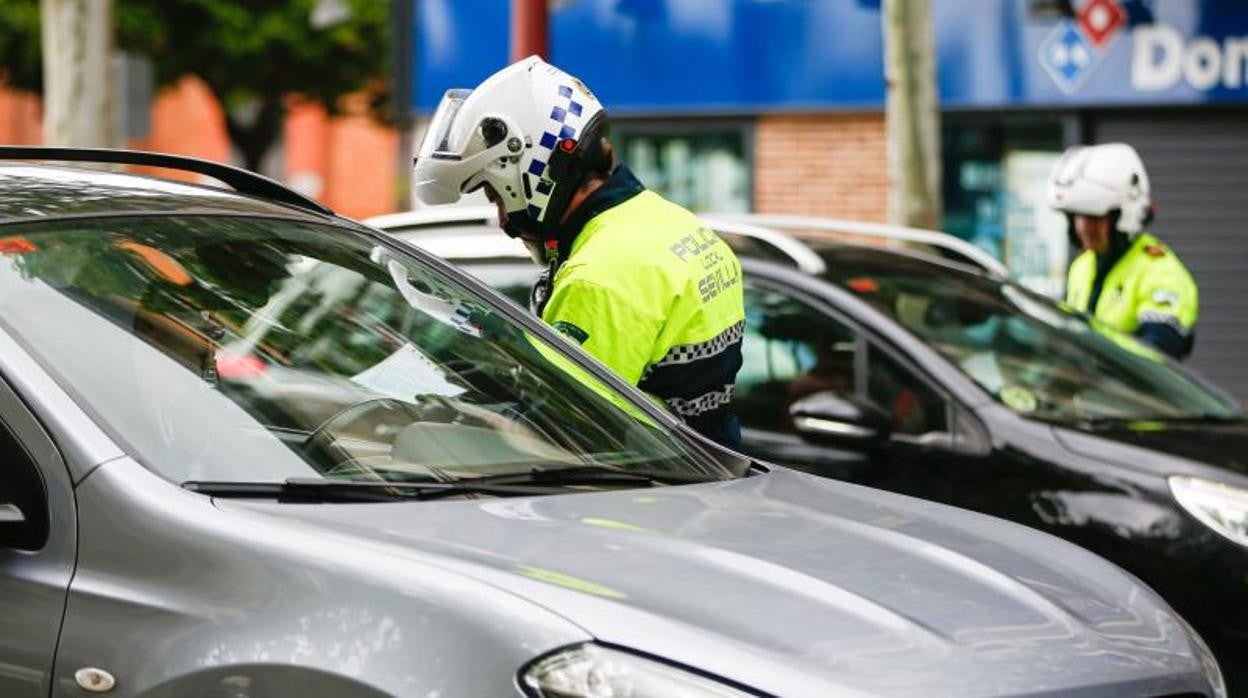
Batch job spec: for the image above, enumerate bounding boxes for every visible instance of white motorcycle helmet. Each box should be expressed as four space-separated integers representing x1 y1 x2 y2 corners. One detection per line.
1047 143 1152 234
413 56 610 241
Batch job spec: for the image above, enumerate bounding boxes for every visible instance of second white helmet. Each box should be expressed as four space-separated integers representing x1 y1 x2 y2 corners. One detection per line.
412 56 609 239
1047 143 1152 234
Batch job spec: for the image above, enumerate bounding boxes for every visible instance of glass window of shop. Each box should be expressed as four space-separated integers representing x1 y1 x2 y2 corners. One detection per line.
613 122 752 213
942 120 1069 298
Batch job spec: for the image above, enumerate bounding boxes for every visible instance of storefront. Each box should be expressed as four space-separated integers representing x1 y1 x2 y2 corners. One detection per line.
409 0 1248 400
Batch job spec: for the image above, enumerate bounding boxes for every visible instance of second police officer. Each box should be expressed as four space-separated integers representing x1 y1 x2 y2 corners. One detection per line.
412 57 746 447
1048 143 1199 360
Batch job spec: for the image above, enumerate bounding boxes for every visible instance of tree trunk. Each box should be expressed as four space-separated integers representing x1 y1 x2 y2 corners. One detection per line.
883 0 943 229
41 0 116 147
224 98 284 173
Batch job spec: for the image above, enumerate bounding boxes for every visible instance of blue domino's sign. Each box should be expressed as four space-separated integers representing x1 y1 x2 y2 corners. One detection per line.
412 0 1248 113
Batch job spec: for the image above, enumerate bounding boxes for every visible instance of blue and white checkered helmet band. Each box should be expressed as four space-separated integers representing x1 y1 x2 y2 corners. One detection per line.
524 81 594 222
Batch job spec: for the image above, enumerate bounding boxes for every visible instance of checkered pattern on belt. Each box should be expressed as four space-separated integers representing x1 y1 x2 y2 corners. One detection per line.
1138 310 1189 335
646 321 745 374
666 384 735 417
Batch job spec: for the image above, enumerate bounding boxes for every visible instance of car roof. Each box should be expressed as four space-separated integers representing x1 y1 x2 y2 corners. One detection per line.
714 213 1009 278
370 208 828 274
368 208 1007 281
369 206 988 278
368 206 529 259
811 238 989 280
365 204 496 230
403 226 530 260
0 162 331 224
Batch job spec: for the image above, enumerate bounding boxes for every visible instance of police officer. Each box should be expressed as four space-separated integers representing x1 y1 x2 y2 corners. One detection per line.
412 57 746 447
1048 143 1198 360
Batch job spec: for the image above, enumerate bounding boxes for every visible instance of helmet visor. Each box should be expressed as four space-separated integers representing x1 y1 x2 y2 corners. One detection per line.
417 88 473 161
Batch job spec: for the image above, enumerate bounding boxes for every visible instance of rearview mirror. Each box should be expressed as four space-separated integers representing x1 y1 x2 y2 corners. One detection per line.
0 502 26 524
789 391 891 449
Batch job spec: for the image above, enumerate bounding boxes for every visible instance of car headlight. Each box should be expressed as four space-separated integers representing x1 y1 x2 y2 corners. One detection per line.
520 644 754 697
1169 476 1248 548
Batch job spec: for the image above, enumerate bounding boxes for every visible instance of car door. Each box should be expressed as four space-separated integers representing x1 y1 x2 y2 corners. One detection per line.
858 344 989 501
0 378 76 697
735 282 874 480
736 279 973 487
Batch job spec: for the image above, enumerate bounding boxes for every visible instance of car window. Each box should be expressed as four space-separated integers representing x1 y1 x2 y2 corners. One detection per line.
867 346 947 436
825 256 1241 423
737 284 850 432
0 419 47 551
0 217 726 488
738 282 945 437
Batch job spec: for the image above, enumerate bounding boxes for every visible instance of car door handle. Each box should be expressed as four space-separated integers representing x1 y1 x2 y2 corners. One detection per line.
0 503 25 524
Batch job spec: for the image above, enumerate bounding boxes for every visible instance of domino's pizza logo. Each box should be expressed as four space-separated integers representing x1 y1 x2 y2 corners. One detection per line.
1039 0 1127 93
1041 23 1099 91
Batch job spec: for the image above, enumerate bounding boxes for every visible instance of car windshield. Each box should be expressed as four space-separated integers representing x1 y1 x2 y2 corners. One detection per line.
819 247 1241 423
0 216 727 487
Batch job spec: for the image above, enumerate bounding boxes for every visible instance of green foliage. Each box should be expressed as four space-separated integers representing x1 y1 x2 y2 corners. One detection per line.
0 0 43 90
2 0 393 168
115 0 391 117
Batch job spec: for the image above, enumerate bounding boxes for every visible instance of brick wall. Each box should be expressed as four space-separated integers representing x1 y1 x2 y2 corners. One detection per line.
285 96 398 220
131 77 232 181
0 86 42 145
0 77 398 218
320 94 398 220
754 113 888 222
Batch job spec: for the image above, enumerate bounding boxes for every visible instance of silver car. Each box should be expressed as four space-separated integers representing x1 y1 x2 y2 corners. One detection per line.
0 150 1226 697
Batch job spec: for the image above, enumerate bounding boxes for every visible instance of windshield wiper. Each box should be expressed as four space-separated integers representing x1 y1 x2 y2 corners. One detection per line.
1187 413 1240 422
182 477 564 502
183 463 723 503
465 464 721 487
1075 413 1245 428
1139 414 1245 425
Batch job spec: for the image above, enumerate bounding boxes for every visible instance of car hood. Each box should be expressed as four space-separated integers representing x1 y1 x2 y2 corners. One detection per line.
225 469 1208 697
1060 420 1248 477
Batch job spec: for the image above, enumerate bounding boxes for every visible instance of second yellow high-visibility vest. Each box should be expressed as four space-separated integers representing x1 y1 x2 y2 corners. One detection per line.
1066 233 1198 358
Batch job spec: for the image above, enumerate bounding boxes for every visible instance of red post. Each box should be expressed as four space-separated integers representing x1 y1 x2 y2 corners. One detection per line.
511 0 549 62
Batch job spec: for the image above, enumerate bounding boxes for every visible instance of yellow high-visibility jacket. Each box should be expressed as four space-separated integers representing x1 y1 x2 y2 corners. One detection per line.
1066 232 1198 359
541 167 746 446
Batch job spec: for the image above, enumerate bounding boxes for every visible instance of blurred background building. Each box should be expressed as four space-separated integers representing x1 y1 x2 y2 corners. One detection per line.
0 76 398 220
409 0 1248 403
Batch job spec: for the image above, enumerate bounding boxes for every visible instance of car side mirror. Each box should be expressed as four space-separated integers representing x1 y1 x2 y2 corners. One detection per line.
0 502 26 524
789 391 892 448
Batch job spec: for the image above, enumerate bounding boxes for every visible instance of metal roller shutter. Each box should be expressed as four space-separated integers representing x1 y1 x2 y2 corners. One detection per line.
1092 112 1248 405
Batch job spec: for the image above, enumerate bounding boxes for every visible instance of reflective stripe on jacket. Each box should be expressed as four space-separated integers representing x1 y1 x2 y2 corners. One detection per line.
1065 232 1199 359
541 186 746 446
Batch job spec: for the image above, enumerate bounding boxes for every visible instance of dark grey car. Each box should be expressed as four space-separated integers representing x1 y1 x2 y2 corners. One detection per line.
0 151 1227 697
